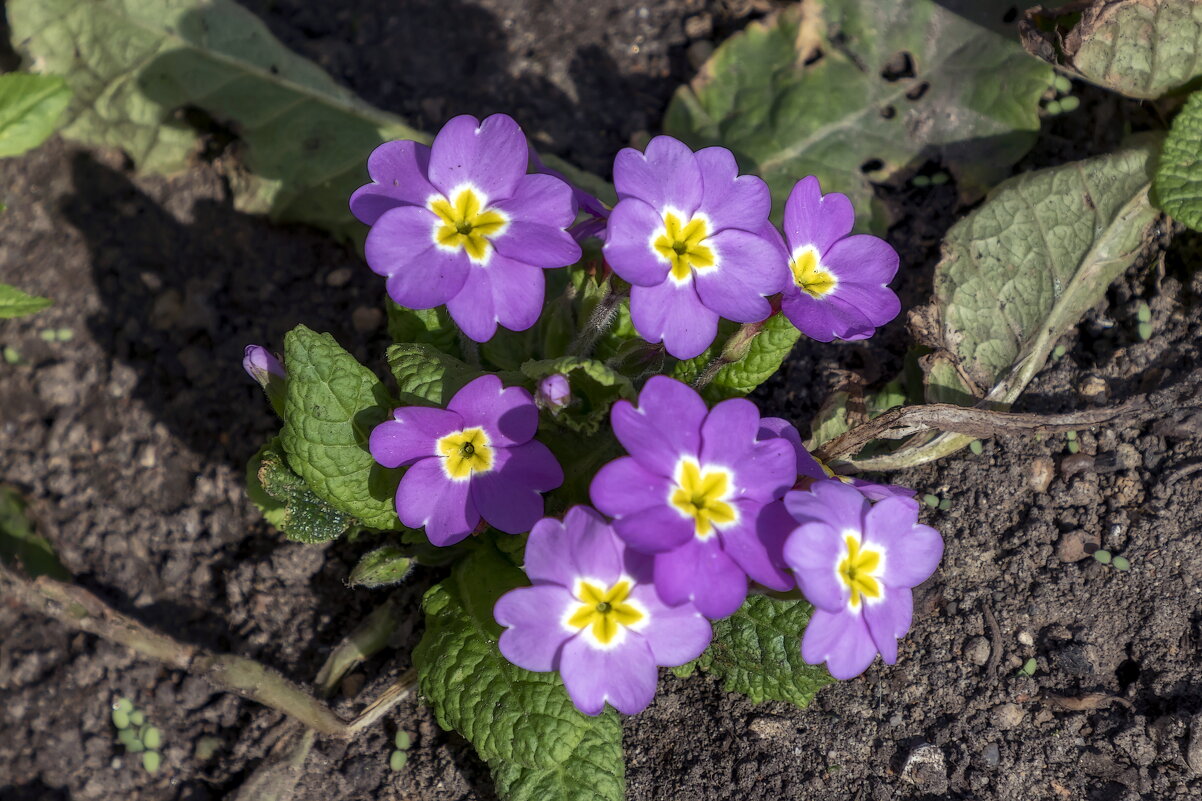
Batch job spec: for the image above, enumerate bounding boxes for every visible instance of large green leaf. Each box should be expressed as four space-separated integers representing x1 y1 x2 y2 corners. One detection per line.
0 283 52 318
1154 91 1202 230
0 486 70 579
665 0 1051 230
1021 0 1202 100
280 326 400 530
671 313 800 402
413 544 624 801
0 73 70 158
689 595 834 707
386 342 480 407
249 439 354 543
850 140 1159 471
7 0 609 239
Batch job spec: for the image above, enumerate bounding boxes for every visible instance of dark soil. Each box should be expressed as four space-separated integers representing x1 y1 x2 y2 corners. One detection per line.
3 2 1202 801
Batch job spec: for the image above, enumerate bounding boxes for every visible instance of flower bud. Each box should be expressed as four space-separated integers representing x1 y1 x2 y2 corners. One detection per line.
243 345 287 416
536 373 571 412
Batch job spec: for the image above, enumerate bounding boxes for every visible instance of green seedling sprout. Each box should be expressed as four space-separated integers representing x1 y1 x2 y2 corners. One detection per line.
938 497 951 512
1045 100 1062 115
1112 556 1130 571
1093 549 1112 565
142 751 161 773
1059 96 1080 112
389 750 409 771
1018 658 1037 677
1136 302 1151 323
142 726 162 750
912 175 931 187
969 440 983 455
930 172 949 186
129 709 144 727
1052 344 1067 360
395 730 412 750
389 728 412 771
1052 75 1072 93
922 494 939 508
1067 440 1080 454
1138 322 1153 341
3 346 20 364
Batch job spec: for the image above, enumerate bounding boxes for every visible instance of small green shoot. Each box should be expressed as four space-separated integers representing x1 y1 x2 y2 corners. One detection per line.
912 175 931 187
1052 74 1072 93
395 730 411 750
1052 344 1067 360
389 750 408 771
938 497 951 512
142 751 161 773
38 328 74 343
1093 549 1112 565
1059 96 1080 112
1067 440 1080 454
1045 99 1062 115
3 346 20 365
969 440 983 455
922 493 940 508
109 698 163 771
1112 556 1130 571
1018 658 1038 677
1138 321 1153 341
930 172 949 185
1065 430 1077 441
1136 301 1151 323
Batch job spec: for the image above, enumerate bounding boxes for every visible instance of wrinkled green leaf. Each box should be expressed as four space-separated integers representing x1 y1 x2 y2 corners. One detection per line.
852 140 1159 470
807 390 852 450
254 440 353 543
281 326 399 530
521 356 635 435
386 302 460 356
0 283 52 318
0 486 69 579
666 1 1051 230
1021 0 1202 100
349 545 412 588
693 595 834 707
1154 91 1202 230
921 352 977 406
0 73 70 158
413 544 624 801
672 313 800 401
386 342 480 406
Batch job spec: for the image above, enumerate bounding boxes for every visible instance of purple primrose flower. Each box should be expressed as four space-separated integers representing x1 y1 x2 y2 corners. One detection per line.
758 417 916 501
602 136 787 359
589 376 796 618
369 374 563 546
351 114 582 343
774 176 901 342
495 506 712 715
783 480 943 680
243 344 286 414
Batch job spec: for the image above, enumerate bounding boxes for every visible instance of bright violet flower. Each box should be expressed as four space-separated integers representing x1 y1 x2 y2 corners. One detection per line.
602 136 787 359
494 506 712 716
243 344 286 415
351 114 582 343
589 376 795 618
783 481 943 680
369 374 563 546
774 176 901 342
758 417 916 501
536 373 571 412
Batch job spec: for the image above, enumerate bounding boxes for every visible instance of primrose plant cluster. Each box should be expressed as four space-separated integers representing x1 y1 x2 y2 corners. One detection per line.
244 114 942 737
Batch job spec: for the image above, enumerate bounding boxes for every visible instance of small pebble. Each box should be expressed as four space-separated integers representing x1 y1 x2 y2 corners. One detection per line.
993 703 1025 730
1079 374 1109 402
982 742 1001 767
1017 631 1034 647
326 268 353 287
963 636 990 666
1056 529 1097 562
1186 712 1202 773
351 306 384 333
1029 457 1055 493
683 12 713 39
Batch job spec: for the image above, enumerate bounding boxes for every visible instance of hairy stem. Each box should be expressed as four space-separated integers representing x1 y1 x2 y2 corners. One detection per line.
568 279 624 358
0 564 415 739
692 319 766 391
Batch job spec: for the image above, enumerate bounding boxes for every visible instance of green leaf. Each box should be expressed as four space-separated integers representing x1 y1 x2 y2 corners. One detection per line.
255 440 354 543
386 342 480 406
0 73 71 158
520 356 636 435
807 390 852 450
852 140 1159 471
386 302 460 356
7 0 423 240
413 543 624 801
1154 91 1202 231
666 1 1051 231
0 485 70 579
0 283 52 318
349 545 412 588
281 326 400 530
694 595 834 707
1021 0 1202 100
671 313 800 401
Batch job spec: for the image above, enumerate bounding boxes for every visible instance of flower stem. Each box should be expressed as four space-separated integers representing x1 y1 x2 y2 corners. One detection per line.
692 319 766 391
568 279 625 358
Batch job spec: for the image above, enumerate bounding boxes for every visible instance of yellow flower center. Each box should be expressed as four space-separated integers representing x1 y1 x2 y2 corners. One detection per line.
435 427 494 480
567 579 644 646
653 210 715 281
838 535 882 608
428 186 508 263
790 245 837 299
669 459 737 539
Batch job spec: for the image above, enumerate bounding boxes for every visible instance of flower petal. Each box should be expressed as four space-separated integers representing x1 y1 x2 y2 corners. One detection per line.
653 538 747 619
366 206 470 306
863 590 913 665
448 374 538 446
471 443 561 534
823 279 902 329
629 279 719 360
719 501 793 591
602 197 671 287
523 507 627 589
730 438 797 503
783 175 854 255
395 458 478 546
783 520 850 612
613 502 695 554
493 221 581 268
495 585 576 671
824 234 900 286
784 480 868 534
780 286 875 343
693 229 787 321
864 498 944 589
613 135 702 213
801 607 880 680
590 457 674 517
694 147 772 233
445 255 547 343
628 585 713 666
610 375 707 473
350 140 436 225
370 407 464 468
427 114 527 202
493 172 577 228
560 634 658 716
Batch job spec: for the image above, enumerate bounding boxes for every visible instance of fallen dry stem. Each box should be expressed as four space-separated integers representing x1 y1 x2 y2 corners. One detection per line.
0 564 414 739
813 398 1167 464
